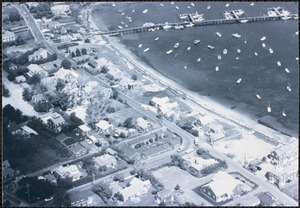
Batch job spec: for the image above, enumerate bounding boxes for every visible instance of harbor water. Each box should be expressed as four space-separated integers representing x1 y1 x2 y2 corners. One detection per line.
92 2 299 136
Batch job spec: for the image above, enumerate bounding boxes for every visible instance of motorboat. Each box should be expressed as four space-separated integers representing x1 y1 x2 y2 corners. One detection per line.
155 37 159 41
225 3 230 7
191 2 195 7
237 49 241 54
138 44 143 48
186 23 195 27
207 5 211 9
254 52 258 56
260 36 266 41
232 33 241 38
269 48 274 54
112 3 116 7
285 68 290 73
262 43 266 47
282 110 286 117
175 25 184 29
277 61 281 67
236 78 242 84
207 45 215 50
197 58 201 62
218 55 222 60
118 25 123 29
236 57 240 61
184 65 187 69
215 66 219 71
187 47 191 51
174 43 180 48
194 40 201 44
176 6 179 10
287 85 292 92
256 94 261 100
160 4 164 7
250 2 254 6
244 35 247 44
223 49 228 54
166 50 173 54
267 101 271 113
142 9 148 14
144 48 149 52
240 19 248 23
216 32 222 37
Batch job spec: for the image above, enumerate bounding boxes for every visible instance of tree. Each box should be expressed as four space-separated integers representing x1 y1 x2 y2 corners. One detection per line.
75 48 81 57
81 48 87 55
123 117 133 128
70 112 84 126
174 184 180 190
101 66 108 74
71 52 76 57
9 10 21 22
61 59 72 69
84 38 90 43
112 89 118 99
106 106 115 113
28 73 41 85
114 192 124 202
55 79 65 92
3 85 10 97
34 101 52 112
22 88 33 101
131 74 137 80
7 70 17 82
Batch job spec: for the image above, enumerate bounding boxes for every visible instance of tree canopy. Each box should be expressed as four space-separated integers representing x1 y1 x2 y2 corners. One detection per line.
61 59 72 69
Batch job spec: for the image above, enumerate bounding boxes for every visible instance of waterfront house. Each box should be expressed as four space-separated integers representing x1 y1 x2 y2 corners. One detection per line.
150 96 170 108
28 48 49 62
268 139 298 166
199 114 214 130
95 120 114 134
2 30 16 42
41 112 66 133
200 171 245 203
93 154 117 169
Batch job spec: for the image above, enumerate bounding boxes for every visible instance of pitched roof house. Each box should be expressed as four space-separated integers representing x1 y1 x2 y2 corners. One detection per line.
56 133 70 143
69 143 87 157
93 154 117 169
41 112 66 133
135 117 152 132
95 120 114 134
7 121 21 135
55 165 86 182
27 64 48 78
28 48 49 62
268 139 298 166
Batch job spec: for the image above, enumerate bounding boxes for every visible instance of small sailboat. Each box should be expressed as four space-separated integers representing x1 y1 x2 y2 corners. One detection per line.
260 36 266 41
174 43 179 48
216 32 222 37
187 47 191 51
237 49 241 54
277 61 281 67
285 68 290 73
223 49 228 54
256 94 261 100
197 58 201 62
262 43 266 48
138 44 143 48
144 48 149 52
218 55 222 60
269 48 274 54
267 101 271 113
282 110 287 117
155 37 159 41
166 50 173 54
236 78 242 84
215 66 219 71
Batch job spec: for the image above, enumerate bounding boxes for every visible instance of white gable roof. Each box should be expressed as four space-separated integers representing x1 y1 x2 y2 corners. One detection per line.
151 96 170 107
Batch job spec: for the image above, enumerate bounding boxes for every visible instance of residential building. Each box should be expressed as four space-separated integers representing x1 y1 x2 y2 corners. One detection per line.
78 124 91 136
44 173 57 185
199 114 214 130
7 121 21 135
142 144 172 159
31 94 46 104
54 165 86 182
41 112 66 133
69 143 87 157
268 139 298 166
135 117 152 132
56 133 70 143
106 148 118 156
150 97 170 108
114 127 129 138
51 4 70 16
27 64 48 78
2 30 16 42
70 190 94 207
3 160 16 182
265 159 298 188
257 192 278 206
110 176 151 202
63 138 77 148
28 48 49 62
15 75 26 83
93 154 117 169
182 156 218 176
200 171 246 203
118 143 140 162
95 120 114 134
20 126 38 136
155 189 183 204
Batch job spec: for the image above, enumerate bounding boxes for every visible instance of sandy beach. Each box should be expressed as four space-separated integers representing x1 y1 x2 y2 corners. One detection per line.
88 3 295 142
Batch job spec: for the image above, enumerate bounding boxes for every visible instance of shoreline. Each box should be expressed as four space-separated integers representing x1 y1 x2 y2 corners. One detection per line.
88 3 297 140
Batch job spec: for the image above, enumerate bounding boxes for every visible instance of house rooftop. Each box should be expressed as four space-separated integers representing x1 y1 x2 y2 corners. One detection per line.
258 192 277 206
21 126 38 135
69 143 86 154
56 133 69 143
136 117 151 130
7 121 20 133
63 138 77 146
95 120 114 130
78 124 91 132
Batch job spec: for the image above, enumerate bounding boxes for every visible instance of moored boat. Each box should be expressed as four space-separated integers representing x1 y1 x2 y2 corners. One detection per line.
260 36 266 41
269 48 274 54
262 43 266 48
287 85 292 92
232 33 241 38
166 50 173 54
207 45 215 50
254 52 258 56
277 61 281 67
216 32 222 37
237 49 241 54
155 37 159 41
240 19 248 23
174 43 180 48
138 44 143 48
194 40 201 44
144 48 149 52
187 47 191 51
236 78 242 84
197 58 201 62
285 68 290 73
223 49 228 54
142 9 148 14
282 110 286 117
218 55 222 60
256 94 261 100
215 66 219 71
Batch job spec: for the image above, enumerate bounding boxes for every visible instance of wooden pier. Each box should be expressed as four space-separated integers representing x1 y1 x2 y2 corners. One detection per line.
95 13 298 37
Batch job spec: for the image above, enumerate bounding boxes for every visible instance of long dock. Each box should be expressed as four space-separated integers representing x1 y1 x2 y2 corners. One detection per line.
95 13 298 36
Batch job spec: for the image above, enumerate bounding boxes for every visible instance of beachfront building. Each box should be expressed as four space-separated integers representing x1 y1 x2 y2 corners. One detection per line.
200 171 248 203
268 139 298 166
199 114 214 131
28 48 49 62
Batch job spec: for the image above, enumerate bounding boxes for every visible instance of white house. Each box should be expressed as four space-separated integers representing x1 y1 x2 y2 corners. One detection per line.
95 120 114 134
93 154 117 169
51 4 70 16
135 117 152 132
55 165 85 182
15 75 26 83
150 96 170 108
28 48 49 61
41 112 66 133
27 64 48 78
